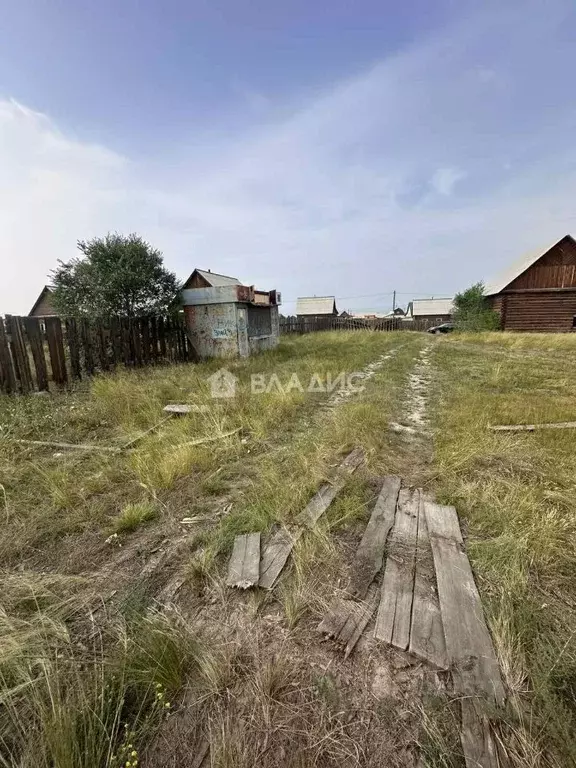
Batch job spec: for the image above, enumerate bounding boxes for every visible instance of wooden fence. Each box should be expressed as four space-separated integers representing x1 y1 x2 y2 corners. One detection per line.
0 315 194 394
279 316 434 333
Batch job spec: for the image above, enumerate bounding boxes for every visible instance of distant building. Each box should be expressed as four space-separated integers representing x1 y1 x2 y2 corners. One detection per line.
29 286 57 318
296 296 338 319
182 268 241 290
408 298 454 324
485 234 576 332
181 268 281 358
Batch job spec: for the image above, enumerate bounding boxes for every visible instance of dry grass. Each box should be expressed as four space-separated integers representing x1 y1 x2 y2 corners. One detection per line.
0 331 426 766
430 332 576 766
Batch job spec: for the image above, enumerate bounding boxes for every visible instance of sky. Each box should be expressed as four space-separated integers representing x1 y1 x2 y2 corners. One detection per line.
1 0 576 315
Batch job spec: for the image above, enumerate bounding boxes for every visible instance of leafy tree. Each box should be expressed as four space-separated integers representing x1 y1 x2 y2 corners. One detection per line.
453 282 500 331
51 233 180 317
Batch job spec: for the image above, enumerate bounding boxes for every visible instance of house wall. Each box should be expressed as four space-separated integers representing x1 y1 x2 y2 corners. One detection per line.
489 292 576 332
29 292 57 317
507 236 576 291
414 314 452 324
184 302 279 358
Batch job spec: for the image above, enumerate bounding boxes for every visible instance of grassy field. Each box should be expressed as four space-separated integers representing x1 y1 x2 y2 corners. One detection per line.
431 332 576 766
0 331 426 767
1 329 575 767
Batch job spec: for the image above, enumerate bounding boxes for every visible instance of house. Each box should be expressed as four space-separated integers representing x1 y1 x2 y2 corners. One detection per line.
182 268 241 290
29 286 57 318
296 296 338 319
408 298 454 324
485 234 576 332
181 269 281 358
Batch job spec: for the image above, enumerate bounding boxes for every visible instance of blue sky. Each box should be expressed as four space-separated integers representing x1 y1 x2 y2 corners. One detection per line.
1 0 576 314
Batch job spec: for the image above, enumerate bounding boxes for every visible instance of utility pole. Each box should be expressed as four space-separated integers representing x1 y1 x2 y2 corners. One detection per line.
392 290 396 311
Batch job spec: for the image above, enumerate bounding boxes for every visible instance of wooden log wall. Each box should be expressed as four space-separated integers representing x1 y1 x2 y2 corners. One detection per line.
0 315 194 395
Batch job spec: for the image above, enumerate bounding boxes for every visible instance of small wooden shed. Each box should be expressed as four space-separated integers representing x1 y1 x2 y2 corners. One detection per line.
485 234 576 332
296 296 338 319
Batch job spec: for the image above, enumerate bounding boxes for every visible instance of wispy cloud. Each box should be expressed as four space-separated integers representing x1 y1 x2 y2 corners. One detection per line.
2 1 576 314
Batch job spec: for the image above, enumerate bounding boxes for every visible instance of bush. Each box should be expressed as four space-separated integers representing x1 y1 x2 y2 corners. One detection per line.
453 282 500 331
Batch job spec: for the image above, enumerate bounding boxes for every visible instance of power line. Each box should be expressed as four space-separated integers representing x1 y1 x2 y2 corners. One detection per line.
281 290 452 303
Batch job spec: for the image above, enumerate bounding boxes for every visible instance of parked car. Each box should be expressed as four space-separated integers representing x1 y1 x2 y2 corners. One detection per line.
427 322 454 334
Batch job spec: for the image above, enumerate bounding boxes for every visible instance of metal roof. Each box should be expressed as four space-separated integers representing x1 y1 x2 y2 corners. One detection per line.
195 269 241 287
484 235 575 295
411 298 454 316
296 296 337 315
183 269 241 288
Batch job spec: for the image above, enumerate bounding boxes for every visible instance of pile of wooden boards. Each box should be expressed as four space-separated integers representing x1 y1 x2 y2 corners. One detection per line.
318 477 505 768
226 447 364 590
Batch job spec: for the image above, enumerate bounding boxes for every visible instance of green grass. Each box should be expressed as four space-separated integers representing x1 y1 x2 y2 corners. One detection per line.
112 500 158 534
430 332 576 766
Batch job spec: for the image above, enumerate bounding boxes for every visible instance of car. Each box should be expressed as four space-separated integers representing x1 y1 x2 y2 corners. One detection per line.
427 322 454 334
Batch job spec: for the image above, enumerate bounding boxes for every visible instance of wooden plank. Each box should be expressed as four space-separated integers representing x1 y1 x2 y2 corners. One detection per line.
347 475 401 598
65 318 82 380
110 316 122 366
424 501 505 705
374 487 419 649
149 316 158 361
460 698 500 768
96 320 109 371
121 317 132 366
259 528 302 590
45 316 68 385
296 447 364 528
131 318 142 366
226 533 261 588
23 317 49 391
409 500 447 669
12 438 120 453
318 584 379 658
81 318 95 376
491 421 576 432
7 316 34 393
140 317 150 365
0 316 17 394
157 316 167 358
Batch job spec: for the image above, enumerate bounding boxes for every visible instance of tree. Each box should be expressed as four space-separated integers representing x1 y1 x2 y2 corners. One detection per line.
453 282 500 331
51 233 180 317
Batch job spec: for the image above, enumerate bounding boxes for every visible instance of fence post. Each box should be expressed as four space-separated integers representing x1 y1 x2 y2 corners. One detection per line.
24 317 49 391
45 316 68 386
66 318 82 380
0 316 17 394
6 316 34 393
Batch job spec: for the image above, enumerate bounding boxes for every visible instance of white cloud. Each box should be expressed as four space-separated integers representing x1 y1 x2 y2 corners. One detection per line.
430 167 466 196
1 1 576 316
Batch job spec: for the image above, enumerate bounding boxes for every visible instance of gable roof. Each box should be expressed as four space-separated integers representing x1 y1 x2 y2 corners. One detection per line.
28 286 56 316
183 268 241 289
484 235 576 295
411 298 454 316
296 296 338 315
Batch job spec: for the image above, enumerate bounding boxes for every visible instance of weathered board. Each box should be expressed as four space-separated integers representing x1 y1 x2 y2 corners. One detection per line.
423 501 505 705
374 487 419 649
459 697 501 768
0 316 17 394
491 421 576 432
318 584 379 658
258 528 302 589
7 316 33 393
227 533 261 588
347 475 401 598
296 447 364 528
409 500 447 669
23 317 49 391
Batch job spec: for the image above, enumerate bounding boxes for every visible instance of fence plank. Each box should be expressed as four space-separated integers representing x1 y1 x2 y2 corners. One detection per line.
6 316 34 393
96 320 109 371
45 316 68 386
23 317 49 391
0 316 17 394
109 317 122 366
149 316 158 361
131 318 142 366
81 319 95 376
66 318 82 380
157 316 167 358
121 317 132 365
140 317 150 365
